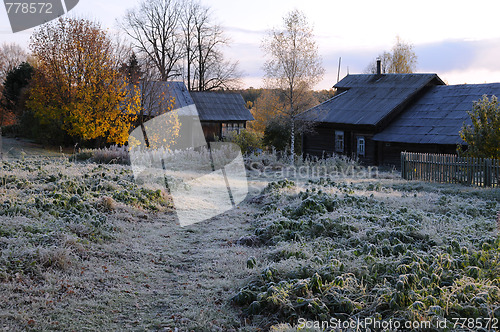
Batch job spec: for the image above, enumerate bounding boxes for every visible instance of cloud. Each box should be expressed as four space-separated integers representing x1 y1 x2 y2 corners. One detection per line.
415 39 478 72
225 26 267 36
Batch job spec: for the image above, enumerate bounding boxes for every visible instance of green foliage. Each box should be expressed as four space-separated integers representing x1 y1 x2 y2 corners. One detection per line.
0 159 171 232
263 118 302 153
263 119 290 152
460 95 500 159
223 130 263 155
17 109 70 145
2 62 34 115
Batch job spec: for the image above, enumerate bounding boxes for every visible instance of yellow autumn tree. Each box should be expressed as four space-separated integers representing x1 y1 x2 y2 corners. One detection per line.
248 89 285 134
28 18 140 145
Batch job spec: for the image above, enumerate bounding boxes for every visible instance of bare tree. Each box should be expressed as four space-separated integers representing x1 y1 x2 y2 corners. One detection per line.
261 9 324 162
181 0 204 91
201 54 241 91
365 36 417 74
182 0 240 91
121 0 184 81
121 0 240 90
0 43 27 84
365 51 391 74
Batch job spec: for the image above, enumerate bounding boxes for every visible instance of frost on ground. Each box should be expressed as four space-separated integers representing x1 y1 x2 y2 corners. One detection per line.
0 157 264 331
233 178 500 331
1 156 500 331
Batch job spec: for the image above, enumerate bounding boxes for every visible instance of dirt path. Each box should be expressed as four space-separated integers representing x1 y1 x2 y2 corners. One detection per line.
110 205 263 331
7 181 269 331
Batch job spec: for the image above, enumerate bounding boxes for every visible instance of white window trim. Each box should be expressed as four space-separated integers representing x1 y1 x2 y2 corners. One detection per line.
357 137 365 157
335 130 344 153
222 122 245 137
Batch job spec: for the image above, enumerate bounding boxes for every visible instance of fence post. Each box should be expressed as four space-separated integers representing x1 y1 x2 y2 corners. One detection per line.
467 157 472 186
401 152 405 179
485 158 492 187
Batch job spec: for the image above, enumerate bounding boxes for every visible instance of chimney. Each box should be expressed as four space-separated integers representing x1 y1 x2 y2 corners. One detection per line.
376 58 382 75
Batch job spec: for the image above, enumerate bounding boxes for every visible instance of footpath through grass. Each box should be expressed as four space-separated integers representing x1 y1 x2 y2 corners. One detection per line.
0 157 264 331
1 154 500 331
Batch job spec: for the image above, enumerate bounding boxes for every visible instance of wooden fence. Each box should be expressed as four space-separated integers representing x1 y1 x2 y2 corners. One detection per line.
401 152 500 187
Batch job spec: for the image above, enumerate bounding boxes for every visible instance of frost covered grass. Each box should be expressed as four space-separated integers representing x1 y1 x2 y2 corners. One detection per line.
0 158 172 279
234 178 500 331
0 156 262 331
0 157 177 330
3 154 500 331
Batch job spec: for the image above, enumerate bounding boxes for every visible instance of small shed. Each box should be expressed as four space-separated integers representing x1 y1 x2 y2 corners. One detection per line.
190 92 255 141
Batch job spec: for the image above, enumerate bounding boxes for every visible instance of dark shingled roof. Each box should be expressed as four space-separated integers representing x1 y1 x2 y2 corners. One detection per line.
297 74 445 126
142 82 253 121
190 92 254 122
373 83 500 145
142 81 195 117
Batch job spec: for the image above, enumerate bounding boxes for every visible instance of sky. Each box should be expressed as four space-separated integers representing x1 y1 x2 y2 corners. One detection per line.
2 0 500 90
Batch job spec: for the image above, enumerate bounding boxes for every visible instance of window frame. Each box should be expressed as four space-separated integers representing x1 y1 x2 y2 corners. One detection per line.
335 130 344 153
221 122 245 137
357 136 366 157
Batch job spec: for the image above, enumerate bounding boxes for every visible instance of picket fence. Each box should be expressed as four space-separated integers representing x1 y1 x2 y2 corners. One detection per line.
401 152 500 187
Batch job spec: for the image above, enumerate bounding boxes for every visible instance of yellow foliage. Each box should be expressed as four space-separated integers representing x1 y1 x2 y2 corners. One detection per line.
248 90 286 134
27 18 140 145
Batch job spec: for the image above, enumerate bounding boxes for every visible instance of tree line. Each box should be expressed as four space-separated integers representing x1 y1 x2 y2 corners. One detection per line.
0 0 241 148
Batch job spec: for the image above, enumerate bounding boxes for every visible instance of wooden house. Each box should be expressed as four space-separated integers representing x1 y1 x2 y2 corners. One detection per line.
140 81 254 142
373 83 500 164
299 71 500 166
190 92 254 141
298 73 445 164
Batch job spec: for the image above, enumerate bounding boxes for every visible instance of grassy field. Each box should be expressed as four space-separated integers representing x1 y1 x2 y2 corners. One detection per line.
0 153 499 331
234 177 500 331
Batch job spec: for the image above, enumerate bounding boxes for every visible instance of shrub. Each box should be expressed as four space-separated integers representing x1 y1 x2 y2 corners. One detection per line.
223 130 263 155
74 145 130 165
1 124 20 137
460 95 500 159
263 118 292 152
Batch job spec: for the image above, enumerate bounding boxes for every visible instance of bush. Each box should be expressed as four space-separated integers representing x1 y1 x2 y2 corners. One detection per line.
17 109 70 145
1 124 20 137
263 119 291 152
263 118 302 154
223 130 263 155
460 95 500 159
74 145 130 165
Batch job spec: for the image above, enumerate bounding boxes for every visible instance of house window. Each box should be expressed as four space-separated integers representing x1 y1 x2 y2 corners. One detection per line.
222 123 228 137
335 131 344 153
357 137 365 157
222 122 244 137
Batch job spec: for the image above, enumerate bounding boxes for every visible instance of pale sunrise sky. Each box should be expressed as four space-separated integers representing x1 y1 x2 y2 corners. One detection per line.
2 0 500 89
